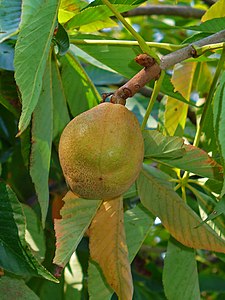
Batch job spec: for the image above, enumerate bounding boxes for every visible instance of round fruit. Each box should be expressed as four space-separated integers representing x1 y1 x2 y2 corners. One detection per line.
59 102 144 200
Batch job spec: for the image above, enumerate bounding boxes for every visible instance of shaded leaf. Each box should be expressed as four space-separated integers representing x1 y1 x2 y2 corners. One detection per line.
137 164 225 253
54 191 101 267
88 203 153 300
148 144 223 181
53 23 70 56
0 70 20 117
88 262 113 300
213 71 225 196
51 54 70 141
0 0 21 42
0 276 39 300
30 55 53 226
14 0 59 133
22 204 46 262
143 130 185 160
163 238 200 300
0 182 57 281
201 0 225 22
89 197 133 300
60 52 100 117
195 190 225 235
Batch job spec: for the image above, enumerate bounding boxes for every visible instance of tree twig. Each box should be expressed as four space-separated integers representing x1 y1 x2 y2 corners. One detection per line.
110 29 225 104
123 5 206 19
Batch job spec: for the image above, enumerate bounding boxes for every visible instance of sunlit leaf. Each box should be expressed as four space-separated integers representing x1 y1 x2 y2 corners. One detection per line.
0 276 39 300
213 71 225 196
163 238 200 300
0 182 57 281
54 191 101 267
88 203 153 299
89 197 133 300
67 2 143 29
60 52 100 117
137 164 225 253
164 62 196 136
147 144 223 181
30 56 53 226
187 17 225 33
143 130 185 159
14 0 59 133
201 0 225 22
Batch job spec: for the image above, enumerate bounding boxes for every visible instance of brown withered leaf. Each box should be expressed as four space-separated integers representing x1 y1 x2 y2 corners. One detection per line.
89 196 133 300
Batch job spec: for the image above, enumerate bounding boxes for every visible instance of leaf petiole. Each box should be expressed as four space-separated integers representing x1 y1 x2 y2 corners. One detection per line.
102 0 159 62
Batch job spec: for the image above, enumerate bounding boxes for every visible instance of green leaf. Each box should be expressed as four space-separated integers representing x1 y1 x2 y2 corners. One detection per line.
161 73 196 106
74 35 142 78
53 23 70 56
143 130 185 159
137 164 225 253
201 0 225 22
60 52 101 117
0 182 58 282
146 144 223 181
195 190 225 234
30 56 53 226
213 71 225 196
22 204 46 262
67 2 144 29
51 54 70 141
164 62 196 136
0 0 21 42
53 191 101 267
88 203 154 300
0 70 20 118
163 238 200 300
14 0 59 133
0 276 39 300
187 17 225 33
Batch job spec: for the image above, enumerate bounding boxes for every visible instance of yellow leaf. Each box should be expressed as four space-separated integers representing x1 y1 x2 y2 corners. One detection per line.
201 0 225 22
89 197 133 300
164 62 196 136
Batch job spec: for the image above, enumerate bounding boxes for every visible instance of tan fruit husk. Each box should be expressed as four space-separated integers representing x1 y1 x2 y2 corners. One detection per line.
59 102 144 200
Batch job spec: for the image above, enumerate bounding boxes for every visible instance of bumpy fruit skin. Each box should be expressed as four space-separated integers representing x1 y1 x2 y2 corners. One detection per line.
59 102 144 200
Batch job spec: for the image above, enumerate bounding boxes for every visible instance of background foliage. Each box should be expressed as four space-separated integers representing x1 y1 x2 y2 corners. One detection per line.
1 0 225 299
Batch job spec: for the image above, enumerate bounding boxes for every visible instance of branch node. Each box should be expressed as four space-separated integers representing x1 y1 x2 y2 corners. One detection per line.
135 54 155 67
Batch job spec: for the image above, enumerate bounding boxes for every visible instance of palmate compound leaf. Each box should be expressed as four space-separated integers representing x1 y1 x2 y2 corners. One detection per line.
14 0 59 134
89 197 133 300
53 191 102 267
0 182 57 282
144 135 223 182
137 164 225 253
88 203 154 300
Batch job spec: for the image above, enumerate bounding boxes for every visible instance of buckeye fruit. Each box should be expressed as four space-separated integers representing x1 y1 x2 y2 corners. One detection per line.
59 102 144 200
